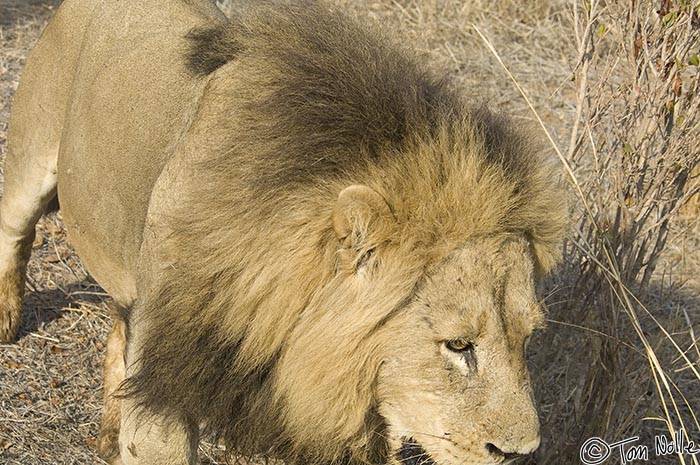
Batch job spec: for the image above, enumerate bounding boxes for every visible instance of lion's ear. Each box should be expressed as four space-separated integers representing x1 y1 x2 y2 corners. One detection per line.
332 185 394 247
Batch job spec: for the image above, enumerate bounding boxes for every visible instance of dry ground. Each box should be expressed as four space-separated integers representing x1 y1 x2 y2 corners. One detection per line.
0 0 698 464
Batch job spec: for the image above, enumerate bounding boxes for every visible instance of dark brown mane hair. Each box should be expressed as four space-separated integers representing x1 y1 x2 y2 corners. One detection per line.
185 0 463 197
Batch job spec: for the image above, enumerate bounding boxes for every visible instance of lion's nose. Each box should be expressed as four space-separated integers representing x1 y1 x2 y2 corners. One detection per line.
485 437 540 460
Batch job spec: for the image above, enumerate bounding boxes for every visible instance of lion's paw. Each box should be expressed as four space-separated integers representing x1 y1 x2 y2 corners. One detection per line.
97 427 121 463
0 286 22 343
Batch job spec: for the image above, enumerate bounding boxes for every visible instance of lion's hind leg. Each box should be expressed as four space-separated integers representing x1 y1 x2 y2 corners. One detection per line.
0 223 35 343
0 139 58 342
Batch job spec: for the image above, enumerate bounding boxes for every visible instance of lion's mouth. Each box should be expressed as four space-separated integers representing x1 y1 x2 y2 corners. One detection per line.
397 437 437 465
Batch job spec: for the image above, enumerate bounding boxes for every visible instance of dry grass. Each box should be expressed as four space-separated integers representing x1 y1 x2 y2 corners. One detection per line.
1 0 699 464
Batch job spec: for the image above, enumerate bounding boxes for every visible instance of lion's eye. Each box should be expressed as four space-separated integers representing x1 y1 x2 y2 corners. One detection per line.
446 338 474 352
445 339 477 371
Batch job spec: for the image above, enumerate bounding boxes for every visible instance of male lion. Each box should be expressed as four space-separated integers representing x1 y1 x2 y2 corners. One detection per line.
0 0 568 464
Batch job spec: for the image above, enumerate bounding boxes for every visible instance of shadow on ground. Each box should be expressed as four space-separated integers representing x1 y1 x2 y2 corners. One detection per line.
17 281 109 341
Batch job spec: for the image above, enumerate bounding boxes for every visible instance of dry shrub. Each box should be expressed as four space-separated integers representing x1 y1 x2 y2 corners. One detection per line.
681 165 700 216
520 0 700 463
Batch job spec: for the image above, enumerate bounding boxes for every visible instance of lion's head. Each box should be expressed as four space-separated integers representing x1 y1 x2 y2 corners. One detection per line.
273 169 560 465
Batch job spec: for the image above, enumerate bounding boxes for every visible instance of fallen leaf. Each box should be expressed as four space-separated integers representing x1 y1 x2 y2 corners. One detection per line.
673 76 682 96
5 360 24 369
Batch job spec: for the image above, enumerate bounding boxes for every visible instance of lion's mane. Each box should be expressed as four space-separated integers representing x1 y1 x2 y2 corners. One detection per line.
123 2 568 464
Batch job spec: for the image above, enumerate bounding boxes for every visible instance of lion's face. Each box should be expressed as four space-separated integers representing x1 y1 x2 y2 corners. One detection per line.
375 236 542 465
273 184 553 464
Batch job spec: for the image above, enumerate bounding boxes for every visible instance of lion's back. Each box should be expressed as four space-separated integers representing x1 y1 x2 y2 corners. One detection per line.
38 0 222 303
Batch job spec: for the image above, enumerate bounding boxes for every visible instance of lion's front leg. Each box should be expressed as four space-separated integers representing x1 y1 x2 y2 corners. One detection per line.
120 404 199 465
119 318 200 465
